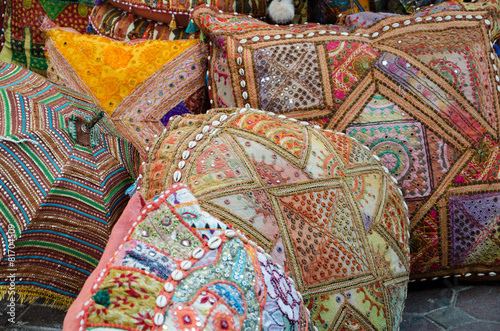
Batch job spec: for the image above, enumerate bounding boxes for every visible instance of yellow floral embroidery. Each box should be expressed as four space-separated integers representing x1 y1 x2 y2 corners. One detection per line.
87 269 163 328
46 29 199 114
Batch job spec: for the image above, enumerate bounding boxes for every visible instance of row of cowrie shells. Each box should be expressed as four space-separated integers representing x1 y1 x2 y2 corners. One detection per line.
222 11 498 109
232 11 492 43
141 184 312 327
165 107 410 253
139 184 230 325
151 220 232 326
126 108 405 331
161 110 349 329
171 113 230 183
411 271 498 282
0 2 4 47
160 107 410 249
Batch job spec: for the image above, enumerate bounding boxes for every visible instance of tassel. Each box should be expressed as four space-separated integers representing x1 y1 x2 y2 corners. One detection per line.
86 22 94 34
125 179 139 197
127 6 134 23
127 13 135 23
170 14 177 30
200 30 207 42
185 19 199 34
94 0 105 5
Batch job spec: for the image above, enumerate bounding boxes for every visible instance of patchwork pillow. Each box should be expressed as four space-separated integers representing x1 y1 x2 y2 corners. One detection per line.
0 0 93 74
193 3 500 282
43 21 208 157
106 0 267 27
139 109 410 331
90 3 200 41
64 184 313 330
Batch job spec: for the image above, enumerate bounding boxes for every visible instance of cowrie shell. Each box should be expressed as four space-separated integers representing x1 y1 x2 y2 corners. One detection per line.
154 313 164 325
192 247 204 259
172 270 184 281
180 260 192 270
156 295 167 308
208 236 222 249
225 229 236 238
173 170 182 182
164 283 174 292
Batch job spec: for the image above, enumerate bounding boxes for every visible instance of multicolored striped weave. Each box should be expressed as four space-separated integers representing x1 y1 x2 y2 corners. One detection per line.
0 62 140 306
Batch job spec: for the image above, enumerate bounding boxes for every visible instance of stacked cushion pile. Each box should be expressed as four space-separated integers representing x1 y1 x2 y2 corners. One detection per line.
137 108 410 330
192 1 500 282
0 1 498 330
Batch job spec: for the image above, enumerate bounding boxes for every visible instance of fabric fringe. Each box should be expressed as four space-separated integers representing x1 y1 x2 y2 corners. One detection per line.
0 285 74 310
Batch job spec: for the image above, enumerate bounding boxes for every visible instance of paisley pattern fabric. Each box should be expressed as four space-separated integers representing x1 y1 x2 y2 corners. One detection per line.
68 184 312 330
43 22 208 158
89 3 201 42
193 2 500 282
0 0 93 75
139 109 410 331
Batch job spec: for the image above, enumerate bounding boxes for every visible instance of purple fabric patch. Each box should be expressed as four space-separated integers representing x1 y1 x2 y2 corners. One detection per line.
160 102 191 127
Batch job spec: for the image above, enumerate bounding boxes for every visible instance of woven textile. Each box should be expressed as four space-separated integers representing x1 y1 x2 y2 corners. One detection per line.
90 3 200 41
396 0 460 14
0 0 93 75
193 2 500 282
139 109 410 331
44 22 208 158
307 0 371 24
106 0 266 27
0 62 141 305
64 184 313 330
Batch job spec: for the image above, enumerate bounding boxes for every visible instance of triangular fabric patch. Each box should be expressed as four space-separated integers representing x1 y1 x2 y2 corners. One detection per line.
38 0 68 20
279 191 369 286
46 28 199 114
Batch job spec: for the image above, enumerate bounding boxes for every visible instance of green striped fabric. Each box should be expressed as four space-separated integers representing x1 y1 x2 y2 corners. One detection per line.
0 62 140 306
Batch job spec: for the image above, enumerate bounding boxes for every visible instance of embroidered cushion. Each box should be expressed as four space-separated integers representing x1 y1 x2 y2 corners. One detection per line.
0 0 93 75
64 184 313 330
138 109 410 331
192 3 500 283
43 21 208 157
89 3 200 41
106 0 267 27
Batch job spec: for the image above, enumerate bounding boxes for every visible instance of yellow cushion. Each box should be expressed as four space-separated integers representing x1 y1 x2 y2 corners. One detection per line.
46 28 199 114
